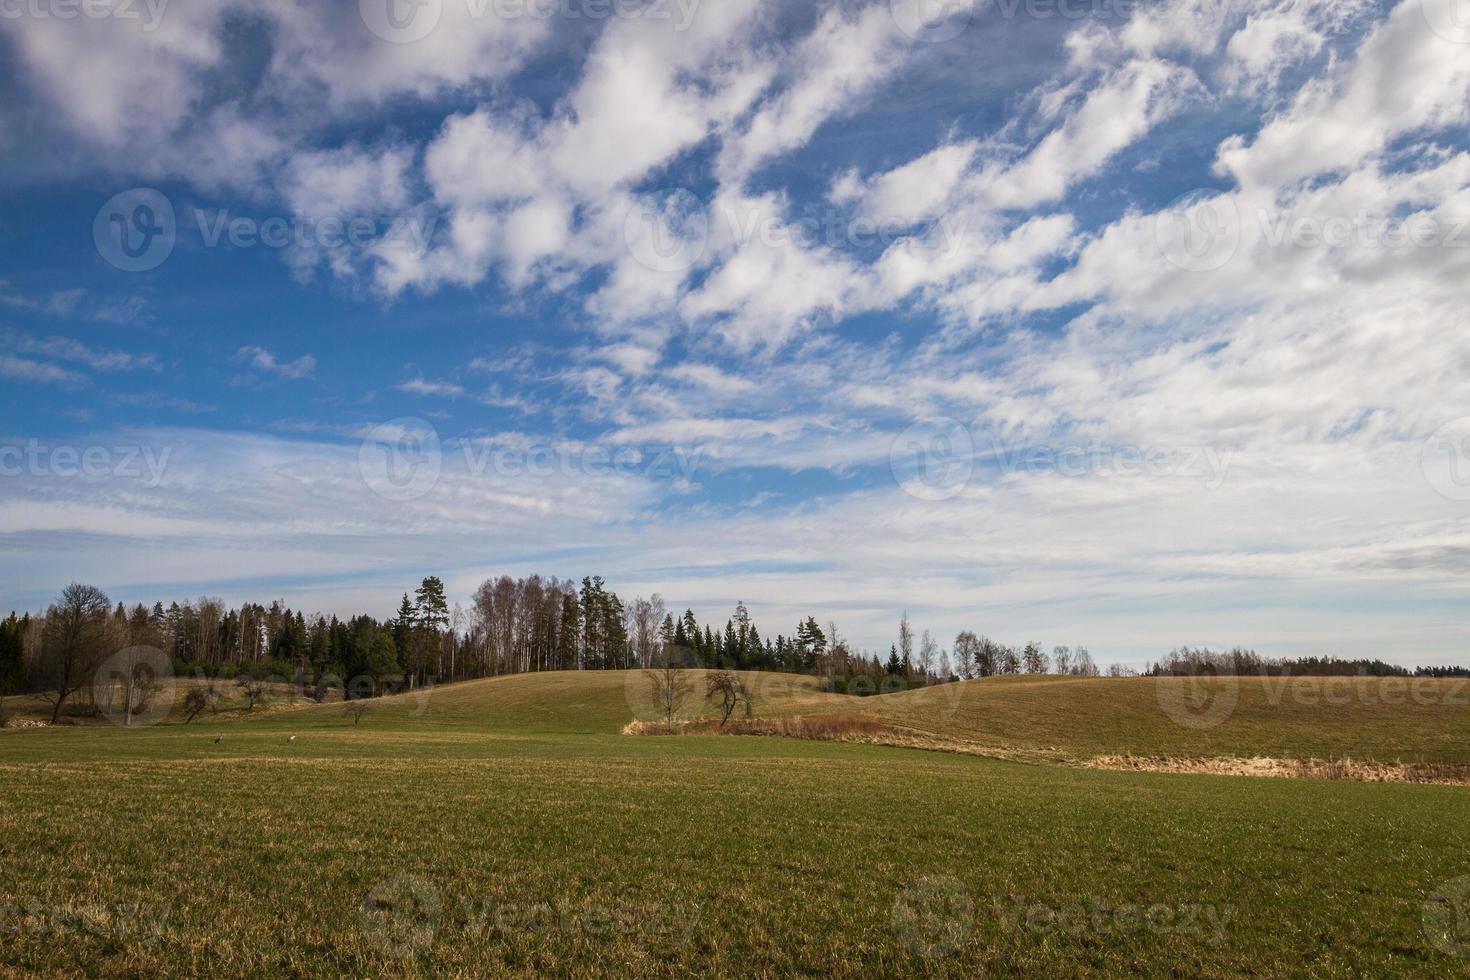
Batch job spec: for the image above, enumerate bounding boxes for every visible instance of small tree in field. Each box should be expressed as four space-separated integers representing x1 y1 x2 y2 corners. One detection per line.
644 658 694 730
182 684 220 723
705 671 754 726
34 584 112 723
237 677 267 711
344 701 370 726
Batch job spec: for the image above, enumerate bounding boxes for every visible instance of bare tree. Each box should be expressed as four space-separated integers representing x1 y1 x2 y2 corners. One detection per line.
182 685 219 723
1053 645 1073 675
917 630 938 679
705 671 754 726
643 658 694 730
953 631 980 680
344 701 371 726
94 646 168 726
34 583 112 724
1072 646 1098 676
629 594 665 669
236 676 268 711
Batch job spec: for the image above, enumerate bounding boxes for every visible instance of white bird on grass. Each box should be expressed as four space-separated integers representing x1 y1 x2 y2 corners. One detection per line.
287 735 296 743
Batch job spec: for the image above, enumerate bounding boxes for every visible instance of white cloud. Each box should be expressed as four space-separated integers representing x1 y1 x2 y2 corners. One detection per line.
0 355 79 385
237 346 316 381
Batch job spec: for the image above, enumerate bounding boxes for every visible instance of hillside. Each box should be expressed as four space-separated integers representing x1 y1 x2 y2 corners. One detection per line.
9 669 1467 770
827 674 1470 765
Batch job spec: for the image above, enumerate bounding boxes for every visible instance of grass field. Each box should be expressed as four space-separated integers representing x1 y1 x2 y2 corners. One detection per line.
2 671 1468 976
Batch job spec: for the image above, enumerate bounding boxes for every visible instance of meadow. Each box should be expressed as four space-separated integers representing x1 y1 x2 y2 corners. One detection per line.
1 671 1468 976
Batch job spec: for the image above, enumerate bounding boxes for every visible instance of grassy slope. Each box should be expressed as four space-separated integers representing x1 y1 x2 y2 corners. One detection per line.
1 670 1468 975
826 674 1470 764
12 670 1468 764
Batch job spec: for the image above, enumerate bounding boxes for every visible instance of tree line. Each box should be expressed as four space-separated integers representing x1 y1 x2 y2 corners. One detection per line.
5 580 1464 723
1144 646 1470 678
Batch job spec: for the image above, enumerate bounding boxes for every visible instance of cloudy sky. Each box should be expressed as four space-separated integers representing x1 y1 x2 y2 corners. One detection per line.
1 0 1468 666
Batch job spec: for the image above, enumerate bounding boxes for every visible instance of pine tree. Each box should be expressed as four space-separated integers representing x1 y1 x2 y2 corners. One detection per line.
414 577 450 634
558 593 581 670
392 593 416 666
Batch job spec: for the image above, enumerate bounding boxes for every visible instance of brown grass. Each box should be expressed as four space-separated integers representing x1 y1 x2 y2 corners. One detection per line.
1088 754 1470 786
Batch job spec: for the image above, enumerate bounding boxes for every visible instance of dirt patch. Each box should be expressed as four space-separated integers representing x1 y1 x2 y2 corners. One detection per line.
622 715 1072 765
623 714 893 739
1088 754 1470 786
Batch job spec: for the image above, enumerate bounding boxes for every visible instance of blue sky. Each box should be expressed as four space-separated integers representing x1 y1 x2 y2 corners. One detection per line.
2 0 1469 666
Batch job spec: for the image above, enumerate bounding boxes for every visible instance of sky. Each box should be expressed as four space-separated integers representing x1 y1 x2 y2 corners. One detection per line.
1 0 1468 667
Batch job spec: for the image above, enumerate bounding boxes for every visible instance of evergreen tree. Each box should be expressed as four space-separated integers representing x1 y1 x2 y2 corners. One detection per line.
558 592 581 670
0 613 25 695
392 593 416 666
414 577 450 634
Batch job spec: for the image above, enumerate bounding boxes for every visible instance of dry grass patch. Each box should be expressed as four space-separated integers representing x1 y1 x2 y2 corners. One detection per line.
1088 754 1470 786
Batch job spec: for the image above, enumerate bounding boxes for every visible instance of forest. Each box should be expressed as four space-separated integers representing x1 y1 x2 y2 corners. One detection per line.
2 575 1462 724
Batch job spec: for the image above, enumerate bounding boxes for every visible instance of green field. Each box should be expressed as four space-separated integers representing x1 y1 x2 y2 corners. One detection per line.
2 671 1469 976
